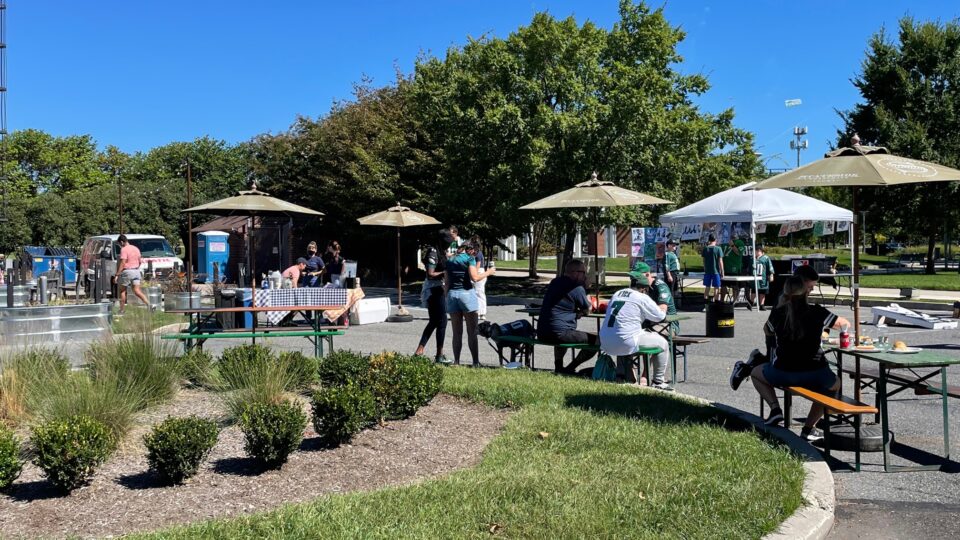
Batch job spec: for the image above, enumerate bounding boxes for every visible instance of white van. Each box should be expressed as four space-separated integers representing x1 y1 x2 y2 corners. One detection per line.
79 234 184 295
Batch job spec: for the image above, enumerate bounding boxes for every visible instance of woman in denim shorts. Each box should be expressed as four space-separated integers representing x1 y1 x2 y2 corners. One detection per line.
444 241 495 366
749 275 849 442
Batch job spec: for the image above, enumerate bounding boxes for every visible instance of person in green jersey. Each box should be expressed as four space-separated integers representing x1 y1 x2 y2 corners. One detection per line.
663 239 681 304
721 236 745 304
747 245 775 311
700 233 724 304
638 261 679 335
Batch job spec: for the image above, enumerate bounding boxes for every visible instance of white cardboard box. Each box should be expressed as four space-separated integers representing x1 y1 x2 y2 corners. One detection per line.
349 297 391 325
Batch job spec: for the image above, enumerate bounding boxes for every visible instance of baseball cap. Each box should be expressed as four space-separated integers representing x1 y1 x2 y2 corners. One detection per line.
628 261 651 280
666 239 678 246
296 257 308 265
794 264 819 282
630 274 650 288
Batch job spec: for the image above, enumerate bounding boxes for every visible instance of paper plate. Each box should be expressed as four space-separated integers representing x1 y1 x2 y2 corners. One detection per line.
888 347 922 354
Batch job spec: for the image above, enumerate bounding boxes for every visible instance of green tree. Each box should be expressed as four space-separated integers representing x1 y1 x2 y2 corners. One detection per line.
412 1 759 276
4 129 111 195
841 17 960 273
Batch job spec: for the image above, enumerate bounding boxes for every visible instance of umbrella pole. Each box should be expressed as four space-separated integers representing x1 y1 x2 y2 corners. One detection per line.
397 227 402 309
852 187 861 340
594 210 601 301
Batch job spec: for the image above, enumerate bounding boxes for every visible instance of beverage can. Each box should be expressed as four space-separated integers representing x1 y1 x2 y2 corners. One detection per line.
839 329 851 349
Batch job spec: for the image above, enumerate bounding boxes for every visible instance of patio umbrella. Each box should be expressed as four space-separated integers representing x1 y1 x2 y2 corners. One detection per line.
357 204 441 322
751 141 960 338
520 172 672 298
183 183 324 286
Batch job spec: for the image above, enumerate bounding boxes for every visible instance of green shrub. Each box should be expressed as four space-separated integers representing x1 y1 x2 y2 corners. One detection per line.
317 349 369 387
311 385 375 446
0 347 71 424
0 426 22 490
239 401 307 468
87 334 180 411
144 416 219 485
32 415 114 492
34 372 140 444
217 344 277 390
277 351 319 392
367 353 443 420
176 348 216 388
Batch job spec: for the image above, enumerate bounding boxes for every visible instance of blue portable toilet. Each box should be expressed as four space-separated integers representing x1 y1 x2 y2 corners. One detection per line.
196 231 230 283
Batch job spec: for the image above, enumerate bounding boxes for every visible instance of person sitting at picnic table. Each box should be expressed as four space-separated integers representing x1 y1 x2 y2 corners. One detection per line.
746 275 849 442
536 258 598 375
747 245 775 311
301 241 325 287
701 233 724 306
283 258 308 288
599 272 673 391
721 236 745 305
793 264 819 296
635 260 679 335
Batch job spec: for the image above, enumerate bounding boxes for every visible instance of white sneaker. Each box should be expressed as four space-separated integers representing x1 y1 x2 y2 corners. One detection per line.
651 382 675 392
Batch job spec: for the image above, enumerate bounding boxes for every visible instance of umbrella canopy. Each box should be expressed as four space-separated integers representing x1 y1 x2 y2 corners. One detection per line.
356 204 441 228
357 204 441 319
752 144 960 340
520 172 671 210
182 184 324 286
750 146 960 189
521 172 671 298
183 184 324 217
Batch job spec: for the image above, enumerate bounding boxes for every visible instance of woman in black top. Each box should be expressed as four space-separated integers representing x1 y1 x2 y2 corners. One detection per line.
750 275 848 441
321 240 345 285
415 230 450 363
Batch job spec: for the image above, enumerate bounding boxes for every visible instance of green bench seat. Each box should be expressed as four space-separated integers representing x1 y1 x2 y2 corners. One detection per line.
494 335 662 377
162 329 345 357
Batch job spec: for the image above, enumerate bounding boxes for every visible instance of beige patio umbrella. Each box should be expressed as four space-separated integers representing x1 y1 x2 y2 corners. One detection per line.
751 141 960 338
520 172 672 297
183 183 324 286
358 204 441 322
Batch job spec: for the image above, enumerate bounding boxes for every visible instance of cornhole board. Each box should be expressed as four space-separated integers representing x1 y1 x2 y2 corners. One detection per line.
872 304 958 330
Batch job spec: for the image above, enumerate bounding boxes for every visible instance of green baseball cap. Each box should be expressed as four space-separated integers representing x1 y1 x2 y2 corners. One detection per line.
631 274 650 287
628 261 651 280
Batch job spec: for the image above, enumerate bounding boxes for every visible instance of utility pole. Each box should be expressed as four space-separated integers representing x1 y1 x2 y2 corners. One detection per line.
116 168 124 234
0 0 8 225
789 126 809 168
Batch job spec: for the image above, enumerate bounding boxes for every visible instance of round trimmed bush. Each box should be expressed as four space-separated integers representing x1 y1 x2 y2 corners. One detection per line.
367 354 443 420
317 349 369 387
0 426 23 490
239 401 307 468
144 416 219 484
277 351 319 392
32 415 114 492
311 385 375 446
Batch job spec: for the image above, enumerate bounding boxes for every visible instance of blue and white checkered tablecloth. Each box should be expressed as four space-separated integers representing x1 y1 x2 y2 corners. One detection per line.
255 288 349 325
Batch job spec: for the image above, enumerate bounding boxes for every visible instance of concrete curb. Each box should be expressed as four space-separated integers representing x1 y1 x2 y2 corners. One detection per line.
668 393 835 540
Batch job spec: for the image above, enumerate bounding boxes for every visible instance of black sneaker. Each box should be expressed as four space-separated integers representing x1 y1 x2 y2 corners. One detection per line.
764 407 784 427
759 305 766 311
729 361 749 391
800 426 824 442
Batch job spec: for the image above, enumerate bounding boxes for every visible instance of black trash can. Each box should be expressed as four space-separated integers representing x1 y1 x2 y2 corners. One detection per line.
706 302 735 338
216 289 237 329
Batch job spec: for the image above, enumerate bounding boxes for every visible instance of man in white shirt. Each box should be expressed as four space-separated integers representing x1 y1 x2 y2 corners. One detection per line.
599 272 673 391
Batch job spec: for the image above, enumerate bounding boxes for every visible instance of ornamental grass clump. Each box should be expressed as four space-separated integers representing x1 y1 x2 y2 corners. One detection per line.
0 426 22 490
175 348 216 389
277 351 319 392
216 344 277 391
311 384 375 446
144 416 219 485
33 372 140 445
32 415 114 493
239 401 307 469
87 333 180 411
0 347 71 425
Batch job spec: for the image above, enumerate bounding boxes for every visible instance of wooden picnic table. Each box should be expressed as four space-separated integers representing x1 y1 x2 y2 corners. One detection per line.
829 346 960 472
165 304 344 357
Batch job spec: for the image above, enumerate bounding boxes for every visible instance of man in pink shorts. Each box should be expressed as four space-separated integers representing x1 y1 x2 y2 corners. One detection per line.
113 234 151 315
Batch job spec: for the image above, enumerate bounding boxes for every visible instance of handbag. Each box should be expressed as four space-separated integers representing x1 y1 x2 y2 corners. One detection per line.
592 353 617 382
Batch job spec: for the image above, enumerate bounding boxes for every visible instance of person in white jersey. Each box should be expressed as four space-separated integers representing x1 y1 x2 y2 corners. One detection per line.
599 271 673 391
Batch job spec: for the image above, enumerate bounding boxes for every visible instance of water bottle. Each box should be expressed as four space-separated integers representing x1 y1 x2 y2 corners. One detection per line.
261 275 269 289
839 325 851 349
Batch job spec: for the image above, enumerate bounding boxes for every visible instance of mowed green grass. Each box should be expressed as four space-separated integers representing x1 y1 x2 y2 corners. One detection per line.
135 368 804 540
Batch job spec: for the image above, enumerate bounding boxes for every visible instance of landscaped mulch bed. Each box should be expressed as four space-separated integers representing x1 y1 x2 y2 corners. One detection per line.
0 390 508 539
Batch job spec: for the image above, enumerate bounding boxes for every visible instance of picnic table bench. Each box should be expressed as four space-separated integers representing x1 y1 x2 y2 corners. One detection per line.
672 336 711 382
784 387 878 471
494 335 662 382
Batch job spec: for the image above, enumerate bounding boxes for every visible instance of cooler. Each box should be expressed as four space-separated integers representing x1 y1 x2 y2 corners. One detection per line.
349 297 390 325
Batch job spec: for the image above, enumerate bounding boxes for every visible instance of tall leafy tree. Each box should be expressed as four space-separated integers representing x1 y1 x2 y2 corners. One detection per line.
841 17 960 273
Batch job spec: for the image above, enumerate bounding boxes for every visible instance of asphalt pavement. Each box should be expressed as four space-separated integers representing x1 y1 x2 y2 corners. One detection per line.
194 283 960 539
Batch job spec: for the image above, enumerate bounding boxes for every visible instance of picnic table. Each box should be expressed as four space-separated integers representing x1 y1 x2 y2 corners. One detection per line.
830 346 960 472
164 304 345 357
817 272 854 305
720 276 756 308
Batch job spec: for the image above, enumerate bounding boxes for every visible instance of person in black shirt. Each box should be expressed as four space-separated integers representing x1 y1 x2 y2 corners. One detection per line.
322 240 345 285
301 241 325 287
415 230 450 364
749 275 849 441
537 259 598 374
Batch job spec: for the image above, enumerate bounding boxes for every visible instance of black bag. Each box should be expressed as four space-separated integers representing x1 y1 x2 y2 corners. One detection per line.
479 319 536 366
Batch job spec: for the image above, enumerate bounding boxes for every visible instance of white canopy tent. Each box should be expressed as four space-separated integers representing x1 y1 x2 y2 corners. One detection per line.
659 181 855 299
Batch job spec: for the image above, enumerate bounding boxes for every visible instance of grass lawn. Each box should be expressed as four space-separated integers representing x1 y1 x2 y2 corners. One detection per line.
112 305 185 334
137 369 804 539
858 272 960 291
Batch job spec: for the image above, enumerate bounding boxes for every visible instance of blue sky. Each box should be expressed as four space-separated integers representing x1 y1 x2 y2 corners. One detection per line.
11 1 959 165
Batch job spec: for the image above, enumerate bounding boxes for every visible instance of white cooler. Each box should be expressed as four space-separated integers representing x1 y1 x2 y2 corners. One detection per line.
349 297 391 325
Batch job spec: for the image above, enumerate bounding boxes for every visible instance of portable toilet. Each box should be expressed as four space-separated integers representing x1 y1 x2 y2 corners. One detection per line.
196 231 230 283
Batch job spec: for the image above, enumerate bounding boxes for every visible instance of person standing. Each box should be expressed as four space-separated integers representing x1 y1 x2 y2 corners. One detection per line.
748 245 775 311
537 259 598 374
663 239 681 304
113 234 151 315
322 240 345 286
470 235 490 321
444 240 493 366
701 233 724 305
721 236 745 304
599 272 672 391
301 241 325 287
415 230 450 364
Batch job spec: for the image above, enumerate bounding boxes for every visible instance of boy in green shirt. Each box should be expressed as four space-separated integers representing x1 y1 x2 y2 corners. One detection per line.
701 233 724 304
663 239 681 305
748 245 775 311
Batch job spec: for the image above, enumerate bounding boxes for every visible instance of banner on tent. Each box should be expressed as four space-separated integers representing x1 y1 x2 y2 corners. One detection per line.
680 223 702 241
813 221 825 237
825 221 835 235
836 221 850 232
631 227 669 269
755 223 767 234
